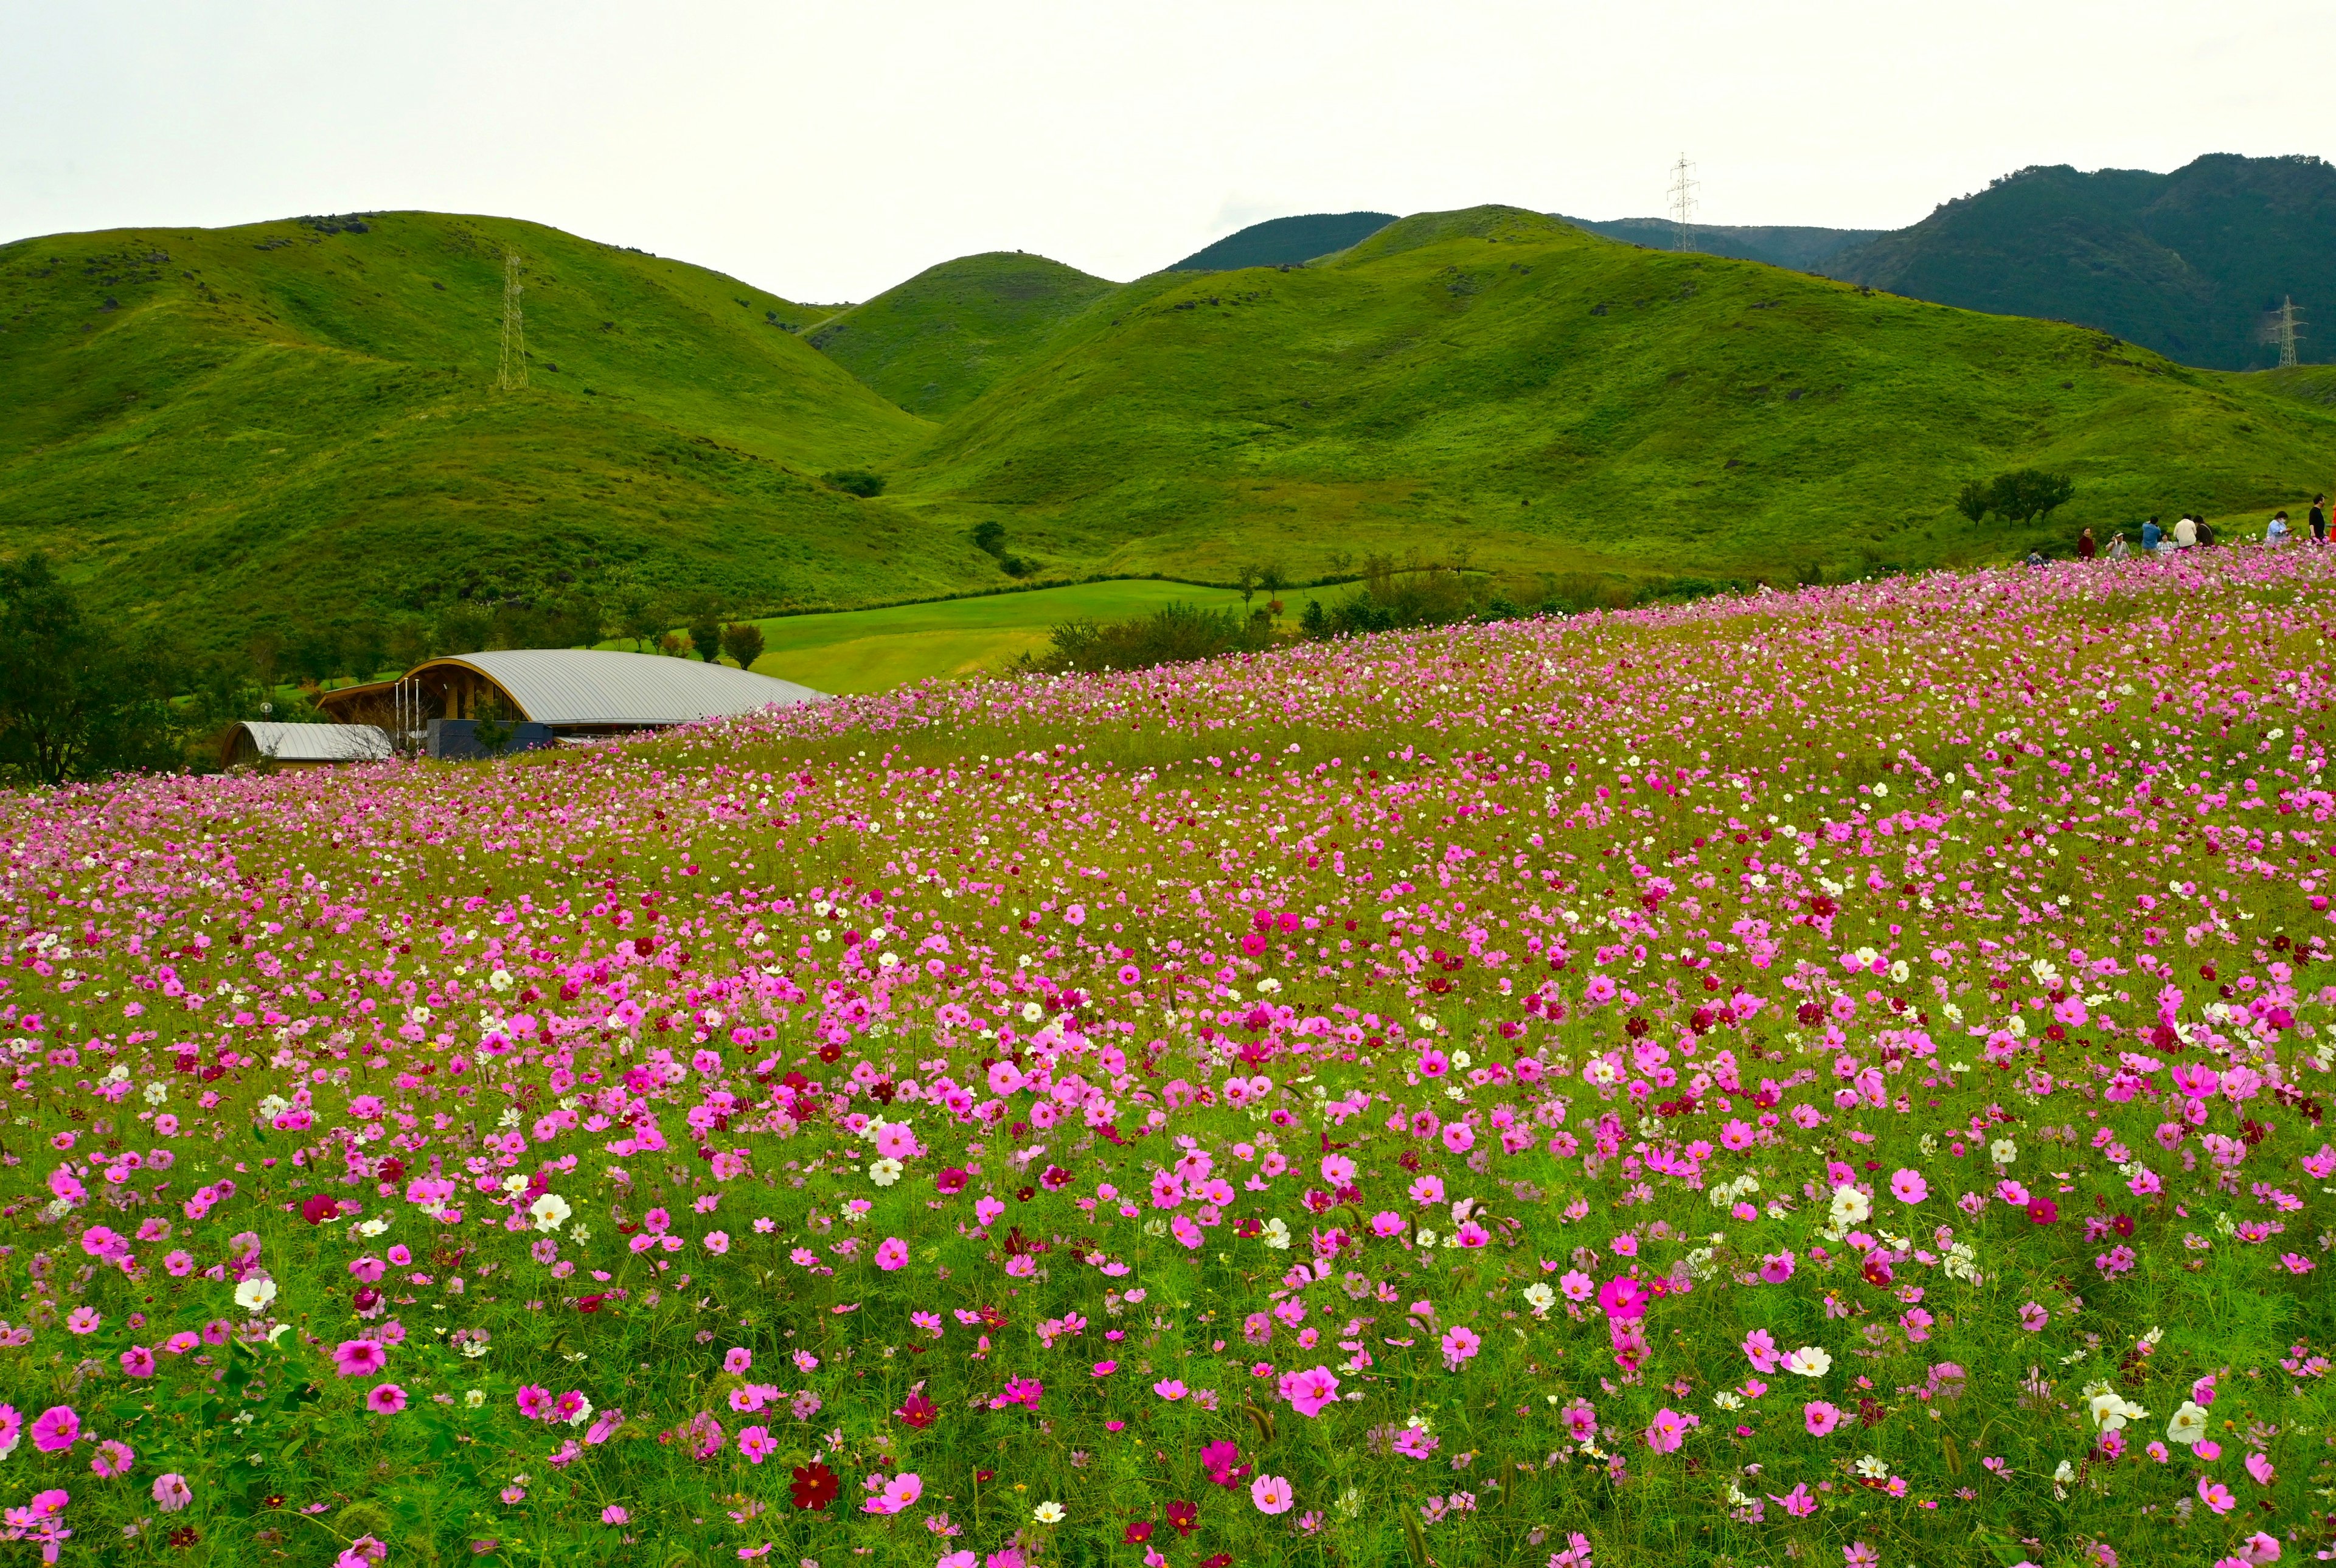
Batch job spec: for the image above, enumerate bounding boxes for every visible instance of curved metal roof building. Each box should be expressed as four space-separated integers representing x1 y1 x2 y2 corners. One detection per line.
316 648 824 734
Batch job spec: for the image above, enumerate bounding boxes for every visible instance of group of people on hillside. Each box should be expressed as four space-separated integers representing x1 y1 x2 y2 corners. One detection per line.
2063 493 2329 562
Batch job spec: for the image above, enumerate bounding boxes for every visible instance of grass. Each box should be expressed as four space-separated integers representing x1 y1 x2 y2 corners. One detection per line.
8 203 2336 658
733 578 1256 692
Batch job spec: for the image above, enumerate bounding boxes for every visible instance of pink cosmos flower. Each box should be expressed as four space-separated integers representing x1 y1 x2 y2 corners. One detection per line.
738 1425 776 1464
1804 1401 1841 1436
64 1307 99 1335
602 1505 630 1525
1767 1482 1818 1518
1440 1325 1481 1371
703 1232 730 1254
1889 1169 1928 1204
1278 1365 1340 1417
333 1339 388 1378
30 1406 78 1454
864 1471 923 1514
875 1237 909 1271
1644 1407 1690 1454
1742 1330 1781 1373
2018 1302 2048 1332
1596 1275 1648 1321
2245 1452 2276 1486
119 1346 156 1378
90 1438 135 1478
516 1385 554 1420
2198 1477 2237 1515
366 1382 408 1415
1759 1251 1795 1283
725 1347 753 1375
153 1473 193 1512
1251 1474 1295 1515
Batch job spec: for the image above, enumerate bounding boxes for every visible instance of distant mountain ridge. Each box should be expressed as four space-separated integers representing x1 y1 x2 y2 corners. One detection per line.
1552 216 1881 271
1169 212 1396 271
1822 153 2336 369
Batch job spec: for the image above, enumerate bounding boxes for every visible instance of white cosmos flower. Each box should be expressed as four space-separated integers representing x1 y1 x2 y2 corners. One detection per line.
1523 1283 1556 1318
2166 1401 2209 1446
1990 1139 2018 1165
1262 1218 1292 1251
2088 1393 2148 1432
1829 1186 1871 1227
1033 1501 1066 1524
529 1193 572 1232
234 1277 277 1312
1781 1347 1833 1378
869 1158 904 1187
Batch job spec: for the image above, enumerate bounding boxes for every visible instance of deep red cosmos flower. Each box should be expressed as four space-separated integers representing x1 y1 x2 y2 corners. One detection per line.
300 1194 338 1225
1124 1522 1155 1544
895 1392 939 1430
1166 1500 1200 1536
790 1460 839 1512
2026 1198 2059 1226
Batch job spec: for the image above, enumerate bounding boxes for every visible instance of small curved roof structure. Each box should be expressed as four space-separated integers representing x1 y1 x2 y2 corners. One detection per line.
316 648 824 730
222 722 392 767
423 650 823 725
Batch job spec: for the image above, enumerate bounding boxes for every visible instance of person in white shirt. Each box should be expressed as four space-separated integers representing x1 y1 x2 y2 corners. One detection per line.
2266 511 2291 546
2104 532 2130 560
2173 515 2199 549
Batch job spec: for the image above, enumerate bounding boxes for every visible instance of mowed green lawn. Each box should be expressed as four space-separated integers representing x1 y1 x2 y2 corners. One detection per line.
739 578 1257 693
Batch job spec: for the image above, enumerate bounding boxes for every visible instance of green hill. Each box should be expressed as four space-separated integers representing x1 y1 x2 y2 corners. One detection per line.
8 201 2336 667
1824 154 2336 370
804 252 1119 417
0 211 968 655
1169 212 1396 271
1553 215 1881 271
886 204 2336 586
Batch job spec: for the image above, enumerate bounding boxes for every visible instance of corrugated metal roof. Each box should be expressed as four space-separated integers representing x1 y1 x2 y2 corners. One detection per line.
427 650 826 727
235 723 394 762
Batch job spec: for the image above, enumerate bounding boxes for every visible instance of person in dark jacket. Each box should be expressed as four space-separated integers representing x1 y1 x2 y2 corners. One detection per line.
2312 494 2328 545
2077 527 2097 560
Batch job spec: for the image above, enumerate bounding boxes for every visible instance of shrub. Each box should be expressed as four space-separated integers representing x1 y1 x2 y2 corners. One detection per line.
822 468 887 498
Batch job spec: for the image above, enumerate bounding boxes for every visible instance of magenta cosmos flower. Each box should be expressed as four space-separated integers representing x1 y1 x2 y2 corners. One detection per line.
366 1382 408 1415
333 1339 388 1378
1889 1168 1928 1204
30 1406 78 1454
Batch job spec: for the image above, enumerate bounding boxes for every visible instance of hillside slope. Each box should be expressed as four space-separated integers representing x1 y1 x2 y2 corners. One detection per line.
893 204 2336 586
0 211 958 654
1554 215 1880 271
805 252 1119 417
1825 154 2336 369
1169 212 1396 271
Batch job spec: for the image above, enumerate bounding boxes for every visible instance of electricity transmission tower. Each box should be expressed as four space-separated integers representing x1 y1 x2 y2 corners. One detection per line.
1667 154 1698 252
498 251 529 390
2261 294 2304 369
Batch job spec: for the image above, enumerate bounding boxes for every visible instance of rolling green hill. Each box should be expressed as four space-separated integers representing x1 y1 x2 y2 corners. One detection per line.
7 201 2336 671
804 252 1120 417
0 211 968 654
1169 212 1396 271
885 204 2336 586
1824 154 2336 370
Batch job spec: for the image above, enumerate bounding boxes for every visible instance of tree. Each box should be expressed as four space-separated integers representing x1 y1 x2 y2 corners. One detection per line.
822 469 887 498
349 617 390 682
0 553 181 786
1259 561 1288 614
1956 470 2076 526
619 592 666 653
686 606 725 663
1235 564 1260 607
1954 480 1993 524
721 622 766 670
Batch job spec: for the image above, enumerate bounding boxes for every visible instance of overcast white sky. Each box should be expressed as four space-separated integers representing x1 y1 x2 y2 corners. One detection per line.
3 0 2329 302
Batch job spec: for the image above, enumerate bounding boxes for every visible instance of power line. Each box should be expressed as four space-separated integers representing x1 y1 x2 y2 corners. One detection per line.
1667 154 1698 252
498 251 529 391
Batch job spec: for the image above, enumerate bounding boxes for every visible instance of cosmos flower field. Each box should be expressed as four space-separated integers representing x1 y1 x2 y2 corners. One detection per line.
2 550 2334 1568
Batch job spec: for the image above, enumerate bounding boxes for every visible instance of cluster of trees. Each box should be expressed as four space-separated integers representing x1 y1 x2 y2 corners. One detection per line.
1016 602 1274 675
0 554 193 786
972 521 1037 578
1955 468 2076 526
